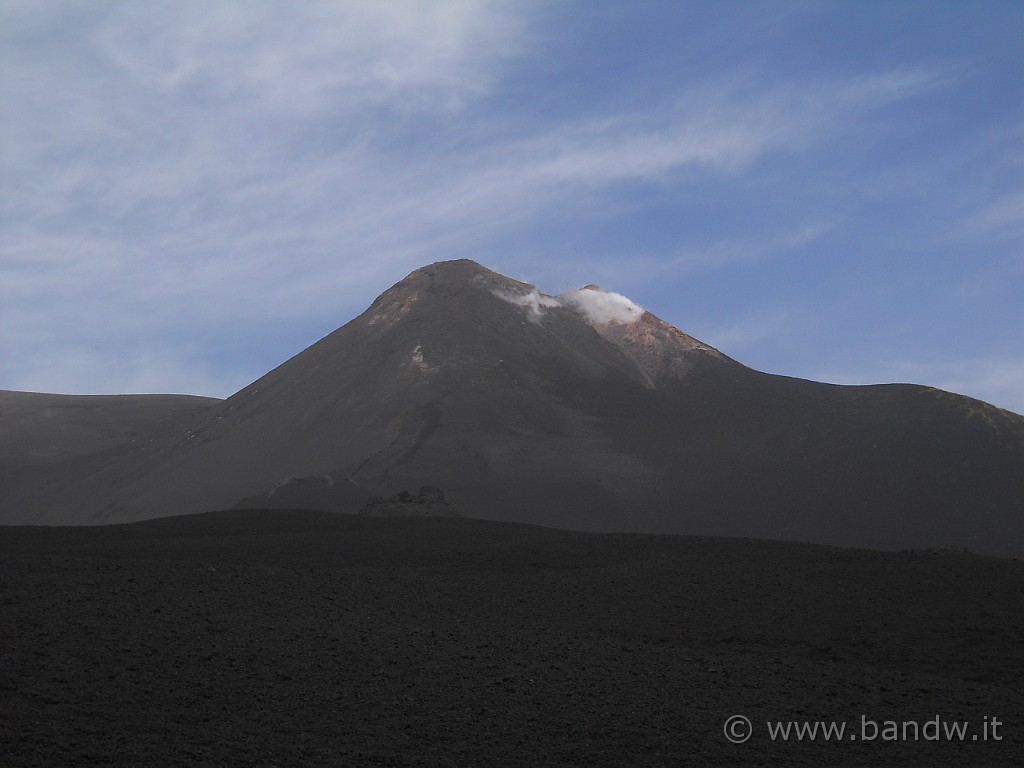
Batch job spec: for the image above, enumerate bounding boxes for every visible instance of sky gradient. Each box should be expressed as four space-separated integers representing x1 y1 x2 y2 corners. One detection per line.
2 1 1022 413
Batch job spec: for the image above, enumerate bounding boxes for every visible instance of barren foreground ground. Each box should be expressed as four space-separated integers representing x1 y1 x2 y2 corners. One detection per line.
2 509 1022 766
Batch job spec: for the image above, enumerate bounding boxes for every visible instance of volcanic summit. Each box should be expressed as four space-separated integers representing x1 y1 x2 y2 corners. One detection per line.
2 259 1022 555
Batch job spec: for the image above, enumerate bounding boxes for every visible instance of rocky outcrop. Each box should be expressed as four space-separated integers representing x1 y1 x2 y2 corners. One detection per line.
359 486 460 518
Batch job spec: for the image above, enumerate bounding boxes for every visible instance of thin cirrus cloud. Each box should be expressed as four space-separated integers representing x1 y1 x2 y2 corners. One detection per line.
970 190 1024 240
91 0 527 111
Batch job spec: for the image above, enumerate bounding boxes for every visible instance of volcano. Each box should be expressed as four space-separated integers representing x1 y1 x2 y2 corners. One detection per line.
2 259 1022 555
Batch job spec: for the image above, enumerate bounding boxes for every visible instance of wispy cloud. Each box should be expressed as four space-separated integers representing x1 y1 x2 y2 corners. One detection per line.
7 342 245 399
84 1 526 113
670 220 837 273
970 190 1024 240
1 3 1018 399
832 66 955 109
693 308 802 359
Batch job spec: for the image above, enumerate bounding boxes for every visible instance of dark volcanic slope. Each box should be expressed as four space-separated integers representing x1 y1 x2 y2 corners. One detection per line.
2 260 1022 556
0 390 220 469
0 391 220 516
2 510 1022 767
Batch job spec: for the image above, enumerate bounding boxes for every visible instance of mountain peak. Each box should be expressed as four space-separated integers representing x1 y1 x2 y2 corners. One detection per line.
368 259 732 383
393 260 520 292
386 260 647 326
3 258 1022 557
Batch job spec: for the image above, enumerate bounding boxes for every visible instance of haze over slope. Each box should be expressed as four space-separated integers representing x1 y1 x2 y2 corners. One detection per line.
2 260 1022 555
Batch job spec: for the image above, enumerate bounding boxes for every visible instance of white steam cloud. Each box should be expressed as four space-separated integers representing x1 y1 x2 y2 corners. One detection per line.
558 287 644 325
492 289 561 322
492 285 644 326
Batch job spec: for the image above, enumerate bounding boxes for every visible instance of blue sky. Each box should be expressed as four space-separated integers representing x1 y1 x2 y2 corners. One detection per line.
2 1 1022 413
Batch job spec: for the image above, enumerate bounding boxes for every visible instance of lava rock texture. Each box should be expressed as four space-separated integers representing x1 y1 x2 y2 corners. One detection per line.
2 509 1022 767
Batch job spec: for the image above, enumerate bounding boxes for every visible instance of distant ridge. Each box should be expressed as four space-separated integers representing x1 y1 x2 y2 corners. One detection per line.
0 390 220 469
2 260 1022 556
